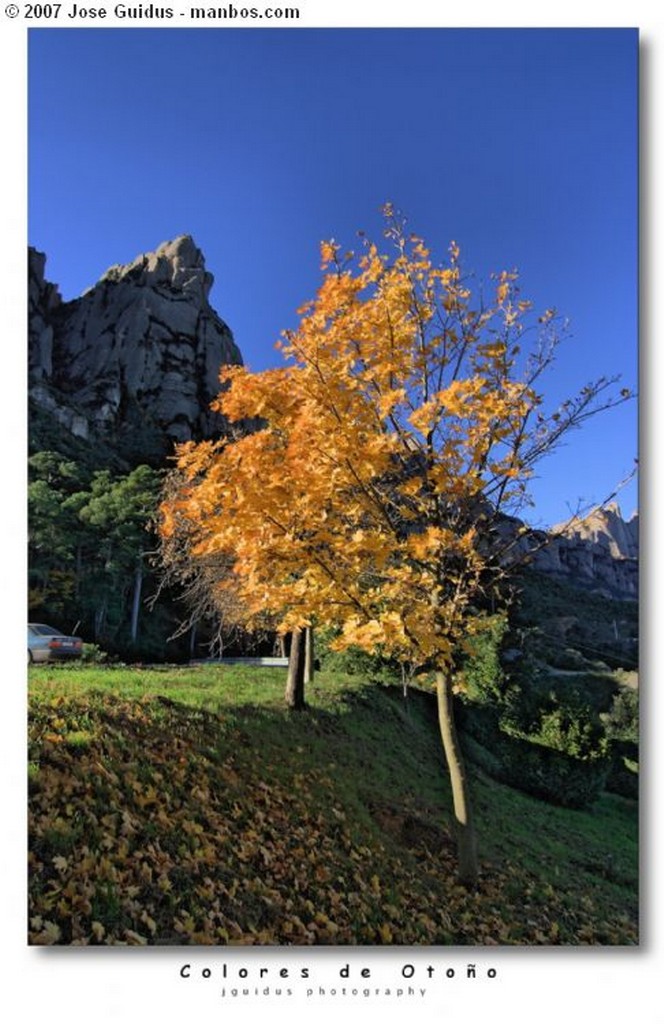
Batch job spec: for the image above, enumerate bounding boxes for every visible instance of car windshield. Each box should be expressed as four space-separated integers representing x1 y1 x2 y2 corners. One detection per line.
30 624 64 636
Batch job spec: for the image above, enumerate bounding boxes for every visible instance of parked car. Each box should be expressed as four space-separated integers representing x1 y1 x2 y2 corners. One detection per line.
28 623 83 664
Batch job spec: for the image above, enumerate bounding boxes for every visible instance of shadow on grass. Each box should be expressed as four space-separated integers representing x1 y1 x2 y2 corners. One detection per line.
29 678 639 946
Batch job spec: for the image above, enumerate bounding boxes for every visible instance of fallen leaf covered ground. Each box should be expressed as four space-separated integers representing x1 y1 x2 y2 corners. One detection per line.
28 668 638 946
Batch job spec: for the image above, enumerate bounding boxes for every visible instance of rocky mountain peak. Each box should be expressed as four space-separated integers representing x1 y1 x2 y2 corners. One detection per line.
98 235 214 305
552 502 638 561
29 238 243 454
530 502 638 600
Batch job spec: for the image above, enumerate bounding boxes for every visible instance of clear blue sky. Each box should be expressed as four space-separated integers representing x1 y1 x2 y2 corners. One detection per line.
28 27 638 528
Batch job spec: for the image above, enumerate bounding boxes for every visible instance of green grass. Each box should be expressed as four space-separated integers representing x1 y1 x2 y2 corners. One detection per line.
28 663 638 946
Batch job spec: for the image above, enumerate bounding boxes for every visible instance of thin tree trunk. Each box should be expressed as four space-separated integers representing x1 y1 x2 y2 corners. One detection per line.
75 545 83 599
130 556 144 643
436 669 478 887
95 599 107 642
304 625 315 684
285 628 306 710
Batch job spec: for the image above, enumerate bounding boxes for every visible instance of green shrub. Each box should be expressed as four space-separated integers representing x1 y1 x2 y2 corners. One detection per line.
458 703 612 809
81 642 110 664
535 698 610 760
602 688 639 744
317 630 401 683
456 612 508 704
605 740 639 799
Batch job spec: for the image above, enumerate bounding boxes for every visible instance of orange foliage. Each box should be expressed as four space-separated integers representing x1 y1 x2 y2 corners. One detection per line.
158 208 600 672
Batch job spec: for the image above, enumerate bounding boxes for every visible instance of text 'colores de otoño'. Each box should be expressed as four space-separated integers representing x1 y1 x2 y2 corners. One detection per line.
179 963 498 981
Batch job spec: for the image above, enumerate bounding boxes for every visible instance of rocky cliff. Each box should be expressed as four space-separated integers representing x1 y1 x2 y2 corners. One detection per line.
523 504 638 600
551 502 638 560
29 236 242 451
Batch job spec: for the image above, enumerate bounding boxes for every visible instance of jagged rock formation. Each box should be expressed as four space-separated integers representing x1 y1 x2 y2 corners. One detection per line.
527 504 638 600
551 502 638 560
29 248 60 383
29 236 243 450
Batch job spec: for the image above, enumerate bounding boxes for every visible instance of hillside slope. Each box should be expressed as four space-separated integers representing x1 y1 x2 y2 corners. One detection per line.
28 665 638 946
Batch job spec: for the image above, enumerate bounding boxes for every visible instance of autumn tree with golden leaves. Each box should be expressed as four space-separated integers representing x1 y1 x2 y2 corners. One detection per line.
159 208 631 885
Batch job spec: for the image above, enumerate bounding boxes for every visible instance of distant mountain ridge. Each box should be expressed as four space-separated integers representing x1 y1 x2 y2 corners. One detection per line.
525 503 638 600
552 502 638 560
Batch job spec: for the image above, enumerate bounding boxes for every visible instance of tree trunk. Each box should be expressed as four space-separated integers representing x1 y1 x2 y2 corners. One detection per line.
130 556 144 644
75 545 83 599
94 599 107 642
285 628 306 710
304 625 315 684
436 669 479 887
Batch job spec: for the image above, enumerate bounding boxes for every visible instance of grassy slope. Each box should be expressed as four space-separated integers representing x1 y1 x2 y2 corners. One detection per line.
28 664 638 946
